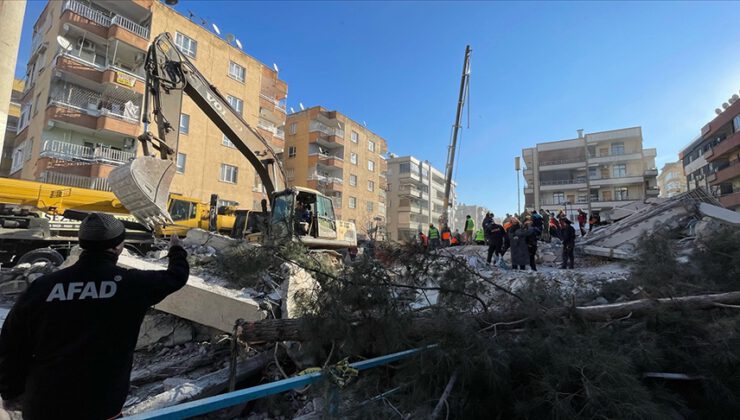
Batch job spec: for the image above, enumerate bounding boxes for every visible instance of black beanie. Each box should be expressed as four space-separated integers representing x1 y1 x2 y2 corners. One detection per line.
79 213 126 250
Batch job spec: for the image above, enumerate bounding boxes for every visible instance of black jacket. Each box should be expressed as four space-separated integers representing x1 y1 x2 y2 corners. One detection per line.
486 223 507 245
561 224 577 246
0 247 189 420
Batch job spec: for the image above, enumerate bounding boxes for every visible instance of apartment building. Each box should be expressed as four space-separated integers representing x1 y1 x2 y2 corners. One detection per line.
283 106 388 237
1 79 24 176
657 161 687 198
385 155 456 242
679 92 740 211
452 203 491 233
8 0 287 209
522 127 658 218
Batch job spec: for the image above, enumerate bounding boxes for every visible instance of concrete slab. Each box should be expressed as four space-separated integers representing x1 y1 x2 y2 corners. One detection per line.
699 203 740 226
117 254 264 332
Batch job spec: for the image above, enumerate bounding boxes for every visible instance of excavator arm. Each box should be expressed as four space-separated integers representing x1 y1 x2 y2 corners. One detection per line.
109 33 285 228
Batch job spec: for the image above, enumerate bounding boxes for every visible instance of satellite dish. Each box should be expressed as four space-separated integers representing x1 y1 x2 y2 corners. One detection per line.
211 23 221 35
731 94 739 103
57 35 72 52
273 63 279 73
290 107 295 113
200 18 208 26
187 10 195 20
299 102 305 111
716 108 723 115
235 39 243 49
363 121 367 127
225 33 235 44
723 102 730 110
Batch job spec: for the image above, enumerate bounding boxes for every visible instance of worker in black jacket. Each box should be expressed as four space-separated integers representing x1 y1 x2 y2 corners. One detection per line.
485 217 508 265
560 218 576 269
0 213 189 420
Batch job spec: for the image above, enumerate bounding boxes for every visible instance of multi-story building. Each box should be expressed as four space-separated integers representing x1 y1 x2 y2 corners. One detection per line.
7 0 287 210
679 92 740 211
522 127 658 219
1 79 25 176
452 203 490 233
283 106 388 238
385 155 456 242
657 161 687 198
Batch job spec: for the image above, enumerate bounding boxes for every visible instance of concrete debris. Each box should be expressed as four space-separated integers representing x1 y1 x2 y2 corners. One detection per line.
136 312 194 350
0 260 55 296
280 262 321 319
580 189 732 260
183 228 240 252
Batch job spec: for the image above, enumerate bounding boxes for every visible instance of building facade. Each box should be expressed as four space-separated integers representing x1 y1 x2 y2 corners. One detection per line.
1 79 25 176
522 127 658 219
8 0 287 209
385 155 456 242
283 106 388 238
657 161 687 198
452 204 490 233
679 93 740 211
0 0 26 168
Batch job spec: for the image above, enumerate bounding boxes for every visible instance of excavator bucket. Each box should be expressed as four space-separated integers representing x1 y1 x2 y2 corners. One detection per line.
108 156 175 229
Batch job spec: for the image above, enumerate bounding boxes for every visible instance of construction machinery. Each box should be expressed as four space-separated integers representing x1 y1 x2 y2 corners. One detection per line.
109 33 356 250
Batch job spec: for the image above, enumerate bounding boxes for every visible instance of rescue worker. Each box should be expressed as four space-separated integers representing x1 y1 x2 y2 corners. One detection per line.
588 212 598 232
560 218 576 269
523 219 540 271
541 209 551 242
507 218 530 270
474 229 485 244
453 229 462 246
464 215 475 245
428 223 440 250
549 214 561 240
0 213 190 420
441 225 452 247
418 231 429 248
577 209 588 236
485 217 508 265
481 212 493 244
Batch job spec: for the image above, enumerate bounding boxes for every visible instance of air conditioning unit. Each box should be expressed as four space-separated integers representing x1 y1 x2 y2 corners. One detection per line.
76 38 95 50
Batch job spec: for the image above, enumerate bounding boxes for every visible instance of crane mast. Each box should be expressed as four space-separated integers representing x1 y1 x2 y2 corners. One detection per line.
440 45 471 229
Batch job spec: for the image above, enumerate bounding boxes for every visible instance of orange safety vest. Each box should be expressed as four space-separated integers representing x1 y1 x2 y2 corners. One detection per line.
441 231 451 241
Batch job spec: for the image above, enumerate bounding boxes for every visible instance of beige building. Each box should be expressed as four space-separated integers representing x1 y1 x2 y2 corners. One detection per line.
657 161 687 198
522 127 658 219
1 79 25 176
385 155 456 242
8 0 287 209
283 106 388 238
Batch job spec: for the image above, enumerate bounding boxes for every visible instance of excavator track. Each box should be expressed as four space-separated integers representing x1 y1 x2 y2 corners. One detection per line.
108 156 175 229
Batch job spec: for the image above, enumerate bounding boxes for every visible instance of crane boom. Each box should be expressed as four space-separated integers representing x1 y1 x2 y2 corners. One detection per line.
109 33 285 227
440 45 471 228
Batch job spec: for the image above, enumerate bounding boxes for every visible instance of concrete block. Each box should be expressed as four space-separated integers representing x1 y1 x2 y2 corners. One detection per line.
699 203 740 226
118 254 264 332
280 262 321 319
183 229 239 252
136 312 194 350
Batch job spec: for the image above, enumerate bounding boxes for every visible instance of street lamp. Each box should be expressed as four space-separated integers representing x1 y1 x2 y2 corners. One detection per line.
514 156 521 215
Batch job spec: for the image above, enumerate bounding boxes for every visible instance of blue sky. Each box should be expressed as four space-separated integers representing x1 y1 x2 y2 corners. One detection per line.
15 1 740 217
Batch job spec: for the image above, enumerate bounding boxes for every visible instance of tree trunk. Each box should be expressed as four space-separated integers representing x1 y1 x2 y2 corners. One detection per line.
238 291 740 343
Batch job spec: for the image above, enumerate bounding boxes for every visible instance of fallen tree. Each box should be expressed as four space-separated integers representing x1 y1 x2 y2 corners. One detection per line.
238 291 740 343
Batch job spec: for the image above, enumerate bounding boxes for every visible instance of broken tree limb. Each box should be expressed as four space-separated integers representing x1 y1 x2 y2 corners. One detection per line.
238 291 740 343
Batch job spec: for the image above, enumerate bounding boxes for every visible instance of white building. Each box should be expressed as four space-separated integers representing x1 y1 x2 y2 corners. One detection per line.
452 204 491 233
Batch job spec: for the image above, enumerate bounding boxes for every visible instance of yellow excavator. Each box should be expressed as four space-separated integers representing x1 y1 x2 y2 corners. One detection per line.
108 33 356 250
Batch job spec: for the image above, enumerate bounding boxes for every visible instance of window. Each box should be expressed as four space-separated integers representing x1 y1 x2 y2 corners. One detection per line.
368 140 375 152
349 174 357 186
615 187 629 200
228 61 245 82
175 32 197 58
226 95 243 116
613 164 627 178
611 142 625 155
220 164 238 183
286 168 295 181
368 180 375 191
553 192 565 204
288 146 297 158
180 114 189 134
733 115 740 133
222 134 235 148
351 130 359 143
169 199 196 222
176 153 186 173
290 123 297 135
588 167 598 178
367 160 375 172
348 196 357 209
218 199 239 208
350 153 358 165
366 201 374 212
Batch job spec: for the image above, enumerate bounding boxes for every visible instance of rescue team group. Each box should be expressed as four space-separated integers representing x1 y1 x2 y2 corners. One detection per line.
419 209 600 271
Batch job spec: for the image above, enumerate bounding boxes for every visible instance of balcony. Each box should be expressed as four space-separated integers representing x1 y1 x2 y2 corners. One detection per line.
644 168 658 177
399 185 422 198
55 53 145 95
707 131 740 162
588 151 643 165
40 139 134 165
710 160 740 185
718 192 740 209
307 174 343 192
61 0 150 50
308 153 343 170
538 157 586 171
539 178 587 191
646 187 660 197
309 131 344 148
37 171 111 191
590 175 645 187
259 93 287 122
309 120 344 138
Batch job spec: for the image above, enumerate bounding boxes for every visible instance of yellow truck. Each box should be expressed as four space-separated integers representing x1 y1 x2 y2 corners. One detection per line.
0 177 237 266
